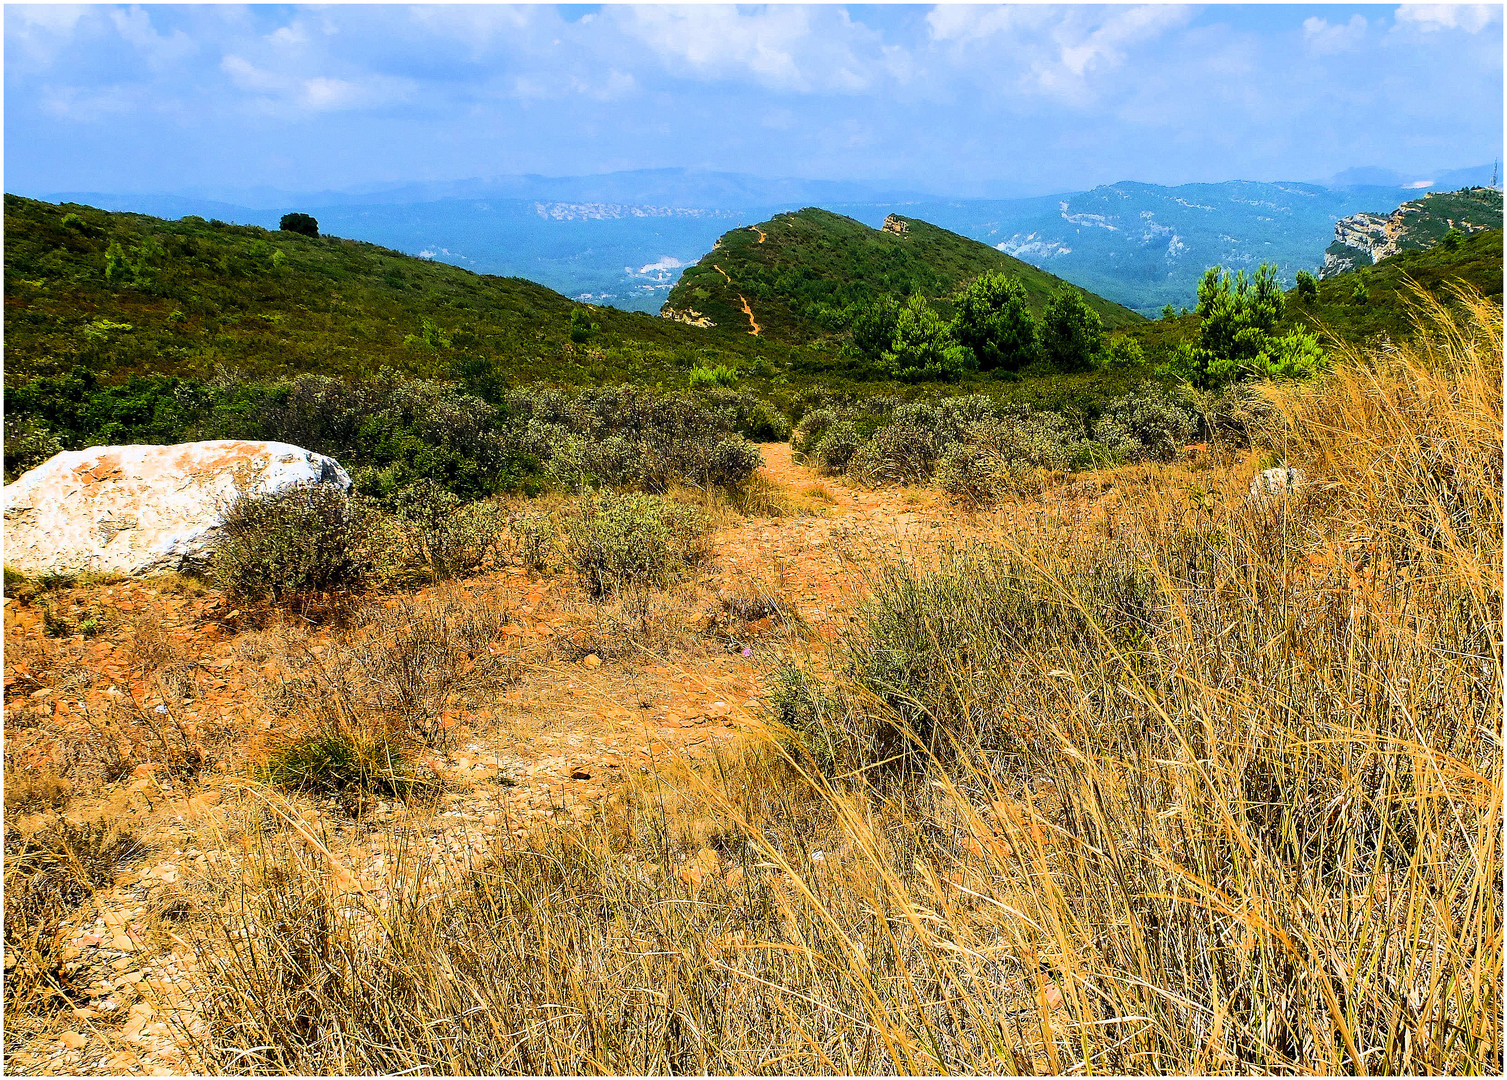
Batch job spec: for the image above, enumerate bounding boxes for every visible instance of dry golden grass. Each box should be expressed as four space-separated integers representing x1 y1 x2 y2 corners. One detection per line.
160 289 1501 1074
9 289 1498 1074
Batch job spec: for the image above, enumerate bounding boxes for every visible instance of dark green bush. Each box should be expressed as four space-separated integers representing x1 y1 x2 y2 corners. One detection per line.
278 213 319 237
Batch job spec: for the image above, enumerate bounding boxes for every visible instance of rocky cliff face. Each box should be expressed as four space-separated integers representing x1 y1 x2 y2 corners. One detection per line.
1322 212 1404 277
1321 187 1503 278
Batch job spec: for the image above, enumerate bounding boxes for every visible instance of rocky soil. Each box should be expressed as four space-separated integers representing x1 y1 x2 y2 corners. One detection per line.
3 441 1223 1075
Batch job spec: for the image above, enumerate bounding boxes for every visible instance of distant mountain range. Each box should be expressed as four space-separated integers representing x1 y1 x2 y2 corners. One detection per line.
30 164 1500 317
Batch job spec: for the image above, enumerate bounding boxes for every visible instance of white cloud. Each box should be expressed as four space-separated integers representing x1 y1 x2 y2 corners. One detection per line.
926 4 1193 104
613 5 888 93
221 54 410 113
110 7 197 69
1394 5 1501 33
6 4 92 66
1304 14 1369 55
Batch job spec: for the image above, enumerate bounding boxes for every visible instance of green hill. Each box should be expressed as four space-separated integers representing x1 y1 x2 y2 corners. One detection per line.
661 208 1144 345
1124 226 1503 360
2 194 787 389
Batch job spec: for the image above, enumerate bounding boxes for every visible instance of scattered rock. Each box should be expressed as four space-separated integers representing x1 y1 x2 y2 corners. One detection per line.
58 1031 87 1050
582 654 602 669
1249 465 1303 503
3 440 352 577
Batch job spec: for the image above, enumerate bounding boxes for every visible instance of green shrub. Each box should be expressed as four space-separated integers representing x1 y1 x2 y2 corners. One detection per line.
3 415 63 481
1093 388 1199 462
511 511 559 574
261 727 434 806
687 364 738 389
560 492 709 598
831 549 1157 779
813 420 862 475
390 478 507 581
209 483 371 605
933 443 1006 507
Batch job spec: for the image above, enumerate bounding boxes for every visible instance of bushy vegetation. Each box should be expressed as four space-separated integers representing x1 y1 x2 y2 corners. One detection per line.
4 368 765 501
1160 263 1326 388
515 491 710 598
794 385 1206 504
1127 227 1503 364
208 483 377 607
834 271 1146 383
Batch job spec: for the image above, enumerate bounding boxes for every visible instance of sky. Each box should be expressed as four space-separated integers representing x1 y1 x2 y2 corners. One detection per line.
4 3 1503 201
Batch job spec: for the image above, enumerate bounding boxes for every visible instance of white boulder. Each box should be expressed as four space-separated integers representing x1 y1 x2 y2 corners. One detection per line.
1249 465 1303 503
3 441 351 578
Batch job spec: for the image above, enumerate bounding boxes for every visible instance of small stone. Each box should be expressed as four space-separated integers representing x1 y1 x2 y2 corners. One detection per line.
569 768 591 781
582 653 602 669
59 1031 87 1050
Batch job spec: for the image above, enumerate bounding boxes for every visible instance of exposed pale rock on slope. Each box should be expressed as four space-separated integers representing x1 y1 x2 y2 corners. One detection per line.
3 441 350 577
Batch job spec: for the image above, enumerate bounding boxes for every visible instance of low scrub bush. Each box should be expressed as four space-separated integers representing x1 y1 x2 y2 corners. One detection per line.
260 726 436 809
509 385 763 494
558 492 709 598
1092 386 1199 462
388 478 508 581
209 483 373 607
803 395 1090 499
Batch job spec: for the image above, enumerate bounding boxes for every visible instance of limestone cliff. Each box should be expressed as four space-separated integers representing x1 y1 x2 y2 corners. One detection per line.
1320 187 1503 278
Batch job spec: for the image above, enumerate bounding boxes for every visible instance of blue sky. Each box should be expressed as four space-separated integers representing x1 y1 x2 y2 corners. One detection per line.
5 4 1502 200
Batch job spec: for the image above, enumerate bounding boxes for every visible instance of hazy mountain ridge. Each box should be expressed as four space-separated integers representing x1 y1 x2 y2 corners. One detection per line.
32 167 1500 316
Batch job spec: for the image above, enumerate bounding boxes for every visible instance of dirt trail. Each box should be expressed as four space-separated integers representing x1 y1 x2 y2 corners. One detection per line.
749 226 767 243
711 263 760 334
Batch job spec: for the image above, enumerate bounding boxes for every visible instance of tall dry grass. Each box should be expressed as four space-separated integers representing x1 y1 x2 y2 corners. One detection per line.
176 289 1500 1074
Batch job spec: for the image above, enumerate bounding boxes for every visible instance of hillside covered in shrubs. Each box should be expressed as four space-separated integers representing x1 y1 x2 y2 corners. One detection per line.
2 194 793 388
663 208 1143 349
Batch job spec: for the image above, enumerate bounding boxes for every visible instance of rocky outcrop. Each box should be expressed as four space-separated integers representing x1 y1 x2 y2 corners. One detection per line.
659 305 715 328
882 214 910 236
1322 212 1400 278
1249 465 1303 504
3 441 351 578
1320 187 1504 278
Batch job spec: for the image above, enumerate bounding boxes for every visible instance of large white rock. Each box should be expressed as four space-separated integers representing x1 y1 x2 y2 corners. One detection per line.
3 441 351 578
